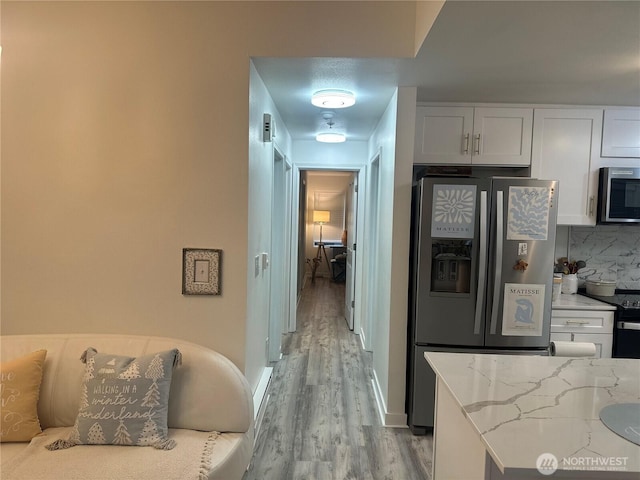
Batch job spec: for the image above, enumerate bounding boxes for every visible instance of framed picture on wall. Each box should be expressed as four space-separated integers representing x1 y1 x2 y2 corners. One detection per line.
182 248 222 295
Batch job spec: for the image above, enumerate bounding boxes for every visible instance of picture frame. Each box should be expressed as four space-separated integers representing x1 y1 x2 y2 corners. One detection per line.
182 248 222 295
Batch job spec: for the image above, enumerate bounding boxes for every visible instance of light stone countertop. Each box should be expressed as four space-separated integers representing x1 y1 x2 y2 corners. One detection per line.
425 352 640 477
552 293 617 311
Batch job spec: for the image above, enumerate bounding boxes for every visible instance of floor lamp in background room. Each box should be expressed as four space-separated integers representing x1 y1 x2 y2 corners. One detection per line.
312 210 331 282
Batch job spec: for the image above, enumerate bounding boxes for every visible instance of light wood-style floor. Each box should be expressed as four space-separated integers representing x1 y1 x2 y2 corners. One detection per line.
243 278 433 480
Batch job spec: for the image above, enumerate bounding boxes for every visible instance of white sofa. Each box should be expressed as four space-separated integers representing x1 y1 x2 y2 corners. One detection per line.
0 334 254 480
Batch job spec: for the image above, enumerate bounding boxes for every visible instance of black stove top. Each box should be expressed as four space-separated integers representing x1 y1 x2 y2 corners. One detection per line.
581 290 640 314
580 290 640 359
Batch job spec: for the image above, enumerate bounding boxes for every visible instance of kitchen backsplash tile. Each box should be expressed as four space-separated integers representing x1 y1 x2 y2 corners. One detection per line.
570 225 640 290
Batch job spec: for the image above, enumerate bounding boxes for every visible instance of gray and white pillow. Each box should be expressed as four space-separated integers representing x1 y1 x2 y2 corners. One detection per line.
47 347 181 451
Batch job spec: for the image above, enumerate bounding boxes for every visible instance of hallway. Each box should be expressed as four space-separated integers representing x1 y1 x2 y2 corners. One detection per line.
244 278 433 480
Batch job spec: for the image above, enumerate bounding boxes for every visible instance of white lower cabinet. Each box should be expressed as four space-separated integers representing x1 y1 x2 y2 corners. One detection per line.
550 309 614 358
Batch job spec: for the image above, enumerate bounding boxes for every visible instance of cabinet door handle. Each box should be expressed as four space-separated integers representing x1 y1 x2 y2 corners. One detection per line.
463 133 470 154
566 319 590 325
474 134 481 154
589 196 595 216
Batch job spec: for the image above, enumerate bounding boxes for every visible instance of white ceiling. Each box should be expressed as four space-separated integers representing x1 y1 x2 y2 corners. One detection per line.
252 1 640 142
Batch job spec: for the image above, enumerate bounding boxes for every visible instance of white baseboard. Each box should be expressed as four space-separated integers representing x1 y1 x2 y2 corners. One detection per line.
371 369 408 428
385 412 408 428
252 366 273 440
253 366 273 420
371 370 386 425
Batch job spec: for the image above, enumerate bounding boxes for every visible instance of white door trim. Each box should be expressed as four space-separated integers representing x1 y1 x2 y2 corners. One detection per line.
287 163 366 334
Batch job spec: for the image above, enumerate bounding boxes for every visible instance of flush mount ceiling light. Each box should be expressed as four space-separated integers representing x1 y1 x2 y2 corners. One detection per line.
315 112 346 143
311 89 356 109
316 132 346 143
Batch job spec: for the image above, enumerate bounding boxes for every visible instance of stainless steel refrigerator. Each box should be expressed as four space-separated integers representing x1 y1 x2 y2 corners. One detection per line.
407 176 559 433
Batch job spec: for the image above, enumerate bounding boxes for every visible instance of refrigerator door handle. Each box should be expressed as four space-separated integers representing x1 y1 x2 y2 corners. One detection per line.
474 191 488 335
489 190 504 335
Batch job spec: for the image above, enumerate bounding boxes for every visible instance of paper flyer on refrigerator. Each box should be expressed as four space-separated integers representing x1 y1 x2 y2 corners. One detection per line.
506 186 551 241
431 184 476 239
502 283 545 336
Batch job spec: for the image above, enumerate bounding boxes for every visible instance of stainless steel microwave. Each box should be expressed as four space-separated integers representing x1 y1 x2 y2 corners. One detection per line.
597 167 640 224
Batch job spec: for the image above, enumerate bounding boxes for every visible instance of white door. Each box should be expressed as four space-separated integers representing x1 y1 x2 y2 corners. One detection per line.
344 173 358 330
361 156 380 351
268 148 288 362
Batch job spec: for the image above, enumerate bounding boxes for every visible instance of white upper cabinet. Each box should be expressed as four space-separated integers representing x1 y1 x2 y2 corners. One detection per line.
415 106 472 164
531 108 603 226
472 108 533 166
415 106 533 166
602 108 640 158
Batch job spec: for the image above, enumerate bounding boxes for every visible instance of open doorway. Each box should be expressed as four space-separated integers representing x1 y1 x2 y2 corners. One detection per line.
296 170 358 329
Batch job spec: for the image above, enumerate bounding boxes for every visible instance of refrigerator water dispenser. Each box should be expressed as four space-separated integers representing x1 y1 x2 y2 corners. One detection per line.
431 241 471 293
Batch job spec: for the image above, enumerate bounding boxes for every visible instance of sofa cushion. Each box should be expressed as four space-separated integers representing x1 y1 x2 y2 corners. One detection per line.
0 350 47 442
53 348 181 450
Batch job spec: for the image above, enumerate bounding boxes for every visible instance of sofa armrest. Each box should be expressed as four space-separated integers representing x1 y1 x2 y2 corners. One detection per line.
0 334 253 434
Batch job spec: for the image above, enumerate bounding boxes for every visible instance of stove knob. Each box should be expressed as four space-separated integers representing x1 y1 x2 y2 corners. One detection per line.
634 301 640 308
622 300 630 307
